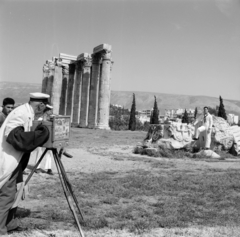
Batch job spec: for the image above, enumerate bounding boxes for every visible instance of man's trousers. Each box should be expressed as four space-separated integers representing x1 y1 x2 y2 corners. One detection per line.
0 154 29 235
195 125 212 149
0 170 20 234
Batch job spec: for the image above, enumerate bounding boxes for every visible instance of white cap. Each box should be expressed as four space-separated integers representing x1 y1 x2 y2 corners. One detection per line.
29 92 50 103
30 92 50 99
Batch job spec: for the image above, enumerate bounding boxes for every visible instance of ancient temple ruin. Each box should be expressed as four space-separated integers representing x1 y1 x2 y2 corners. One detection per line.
42 44 113 130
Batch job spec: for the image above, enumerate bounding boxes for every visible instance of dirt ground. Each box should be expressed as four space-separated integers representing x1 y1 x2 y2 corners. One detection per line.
27 145 240 175
9 128 240 237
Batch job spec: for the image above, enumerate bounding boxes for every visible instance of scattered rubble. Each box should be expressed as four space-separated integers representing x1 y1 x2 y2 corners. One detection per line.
138 116 240 158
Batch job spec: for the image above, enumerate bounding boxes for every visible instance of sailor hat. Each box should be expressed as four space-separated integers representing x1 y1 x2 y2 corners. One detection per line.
29 92 50 103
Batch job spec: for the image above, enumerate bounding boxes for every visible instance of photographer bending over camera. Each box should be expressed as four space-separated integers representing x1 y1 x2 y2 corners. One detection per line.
0 93 50 235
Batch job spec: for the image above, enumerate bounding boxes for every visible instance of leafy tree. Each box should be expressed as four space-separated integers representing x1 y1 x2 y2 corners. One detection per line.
128 93 136 131
150 96 159 124
182 109 189 124
194 107 198 119
110 104 129 116
218 96 227 120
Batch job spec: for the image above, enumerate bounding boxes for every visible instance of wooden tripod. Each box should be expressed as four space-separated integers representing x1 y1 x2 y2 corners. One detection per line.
25 147 85 237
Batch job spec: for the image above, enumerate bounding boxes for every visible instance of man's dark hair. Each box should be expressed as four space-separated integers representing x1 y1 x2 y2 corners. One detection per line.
3 98 15 106
203 106 209 110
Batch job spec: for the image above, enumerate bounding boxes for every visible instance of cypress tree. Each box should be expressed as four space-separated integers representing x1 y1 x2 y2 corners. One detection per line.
218 96 227 120
194 107 198 119
128 93 136 131
150 96 159 124
182 109 189 124
150 110 153 124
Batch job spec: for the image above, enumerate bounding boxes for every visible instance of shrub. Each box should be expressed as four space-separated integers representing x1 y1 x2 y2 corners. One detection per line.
109 115 149 131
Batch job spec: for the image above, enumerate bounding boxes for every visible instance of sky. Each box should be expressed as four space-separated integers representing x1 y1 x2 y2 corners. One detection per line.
0 0 240 100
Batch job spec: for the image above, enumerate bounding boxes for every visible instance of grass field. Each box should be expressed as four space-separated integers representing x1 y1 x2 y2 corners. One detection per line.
7 128 240 237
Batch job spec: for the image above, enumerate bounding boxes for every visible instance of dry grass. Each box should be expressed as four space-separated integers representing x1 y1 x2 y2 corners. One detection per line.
24 168 240 232
8 128 240 237
69 128 145 150
7 226 240 237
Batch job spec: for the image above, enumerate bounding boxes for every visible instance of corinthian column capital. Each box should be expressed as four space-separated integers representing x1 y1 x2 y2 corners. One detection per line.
77 53 92 67
47 61 55 70
62 65 69 76
101 50 111 61
55 59 64 67
43 64 50 74
82 57 92 68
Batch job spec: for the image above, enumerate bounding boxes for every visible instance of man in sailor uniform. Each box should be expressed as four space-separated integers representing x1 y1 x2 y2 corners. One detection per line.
0 92 50 234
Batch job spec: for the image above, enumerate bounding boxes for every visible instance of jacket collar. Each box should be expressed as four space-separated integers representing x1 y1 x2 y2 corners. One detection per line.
26 103 34 120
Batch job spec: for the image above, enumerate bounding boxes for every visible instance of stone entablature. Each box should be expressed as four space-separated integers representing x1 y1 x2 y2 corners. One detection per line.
93 44 112 54
77 53 91 61
41 43 113 130
59 53 77 60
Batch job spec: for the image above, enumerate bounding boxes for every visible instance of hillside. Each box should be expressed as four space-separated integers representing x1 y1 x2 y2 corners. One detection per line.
0 81 240 115
110 91 240 115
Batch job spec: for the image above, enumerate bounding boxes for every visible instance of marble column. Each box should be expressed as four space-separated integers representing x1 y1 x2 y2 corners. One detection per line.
42 63 49 93
88 52 102 128
45 61 55 102
72 61 83 125
96 47 112 130
50 60 63 115
59 65 69 115
79 54 92 128
66 63 76 120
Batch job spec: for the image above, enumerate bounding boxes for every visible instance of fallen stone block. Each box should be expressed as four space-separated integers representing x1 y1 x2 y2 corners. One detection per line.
145 148 158 156
196 150 220 159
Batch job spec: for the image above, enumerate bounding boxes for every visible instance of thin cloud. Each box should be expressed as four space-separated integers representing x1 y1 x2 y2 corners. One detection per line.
172 23 182 30
215 0 240 19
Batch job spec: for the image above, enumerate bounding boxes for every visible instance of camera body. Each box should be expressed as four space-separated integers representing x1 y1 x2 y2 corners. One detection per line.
32 116 71 148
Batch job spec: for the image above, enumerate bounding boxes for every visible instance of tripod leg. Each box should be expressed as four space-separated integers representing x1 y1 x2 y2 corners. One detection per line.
53 150 85 237
25 148 49 186
54 150 85 221
56 150 84 221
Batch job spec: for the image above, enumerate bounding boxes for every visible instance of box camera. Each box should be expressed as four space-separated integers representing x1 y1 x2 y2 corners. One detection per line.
32 116 71 148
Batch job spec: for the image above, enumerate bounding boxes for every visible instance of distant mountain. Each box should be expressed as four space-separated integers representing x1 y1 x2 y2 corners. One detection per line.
110 91 240 116
0 82 41 104
1 81 240 116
